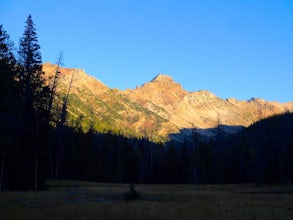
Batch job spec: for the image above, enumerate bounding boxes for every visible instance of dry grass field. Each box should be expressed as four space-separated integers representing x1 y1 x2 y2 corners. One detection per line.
1 181 293 220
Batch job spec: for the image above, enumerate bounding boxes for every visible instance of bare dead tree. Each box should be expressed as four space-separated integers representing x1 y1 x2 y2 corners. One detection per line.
48 52 63 115
47 52 63 178
55 70 76 179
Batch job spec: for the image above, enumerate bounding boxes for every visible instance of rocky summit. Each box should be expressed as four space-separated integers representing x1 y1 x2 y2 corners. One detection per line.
43 63 293 142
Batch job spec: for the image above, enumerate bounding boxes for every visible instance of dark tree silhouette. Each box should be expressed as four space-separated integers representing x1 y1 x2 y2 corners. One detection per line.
55 70 76 179
48 52 63 120
0 25 17 191
17 14 47 112
11 14 50 190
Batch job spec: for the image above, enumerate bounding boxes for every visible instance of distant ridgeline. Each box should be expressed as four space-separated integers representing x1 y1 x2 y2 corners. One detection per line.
43 63 293 142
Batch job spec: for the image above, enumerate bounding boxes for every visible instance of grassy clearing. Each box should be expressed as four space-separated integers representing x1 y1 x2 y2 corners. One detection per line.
1 181 293 220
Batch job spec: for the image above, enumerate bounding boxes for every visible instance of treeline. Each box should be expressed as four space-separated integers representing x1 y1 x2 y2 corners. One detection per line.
24 113 293 186
1 16 293 190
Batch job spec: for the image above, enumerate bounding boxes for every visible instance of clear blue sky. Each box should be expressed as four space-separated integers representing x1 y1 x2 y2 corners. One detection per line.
1 0 292 102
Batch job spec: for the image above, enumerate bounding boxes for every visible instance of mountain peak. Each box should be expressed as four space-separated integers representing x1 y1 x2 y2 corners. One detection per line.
151 74 174 83
132 73 187 106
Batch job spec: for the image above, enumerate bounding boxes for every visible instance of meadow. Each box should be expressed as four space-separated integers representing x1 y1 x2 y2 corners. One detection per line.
1 181 293 220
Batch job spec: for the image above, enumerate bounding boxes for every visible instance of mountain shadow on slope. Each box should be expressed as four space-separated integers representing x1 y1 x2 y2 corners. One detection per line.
164 113 293 185
169 125 245 144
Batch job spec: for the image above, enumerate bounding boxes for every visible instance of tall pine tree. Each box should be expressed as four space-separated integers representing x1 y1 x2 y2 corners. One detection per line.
18 14 48 113
13 15 50 190
0 24 17 190
0 24 16 114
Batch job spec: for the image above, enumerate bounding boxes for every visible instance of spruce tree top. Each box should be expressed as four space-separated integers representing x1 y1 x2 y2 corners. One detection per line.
19 14 42 69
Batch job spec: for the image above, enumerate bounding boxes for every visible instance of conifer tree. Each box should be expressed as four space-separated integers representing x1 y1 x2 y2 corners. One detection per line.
15 15 49 190
0 25 15 64
0 24 16 190
0 24 16 111
18 14 48 113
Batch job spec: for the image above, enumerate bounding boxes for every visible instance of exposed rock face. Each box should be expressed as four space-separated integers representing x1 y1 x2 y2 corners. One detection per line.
43 62 109 96
43 63 293 141
125 74 187 106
